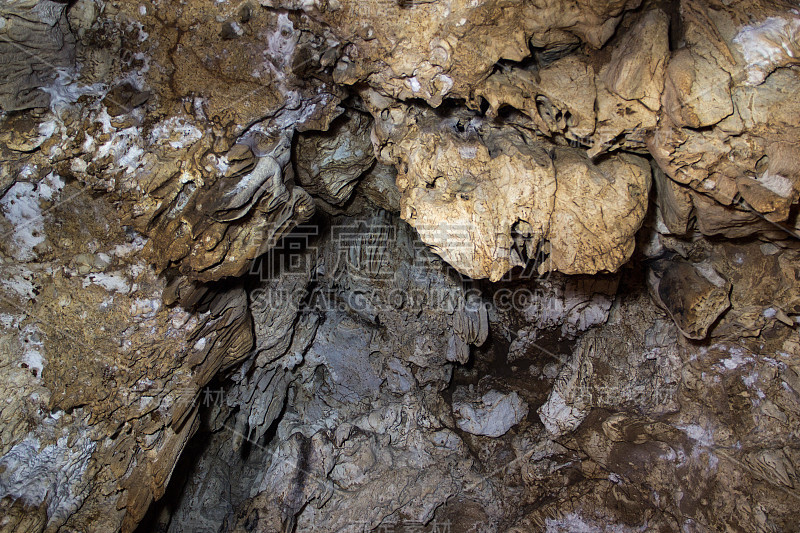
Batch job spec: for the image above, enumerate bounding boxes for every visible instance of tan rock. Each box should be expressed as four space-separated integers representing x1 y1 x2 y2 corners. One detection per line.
39 2 346 283
477 11 666 157
647 1 800 229
662 49 734 129
4 1 800 532
0 175 253 532
370 103 650 280
652 162 694 235
648 259 731 340
392 115 556 281
263 0 641 107
479 55 597 142
690 190 786 239
601 9 669 112
547 149 651 275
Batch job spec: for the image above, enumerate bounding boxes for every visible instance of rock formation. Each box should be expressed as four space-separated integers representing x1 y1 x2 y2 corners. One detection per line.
1 0 799 531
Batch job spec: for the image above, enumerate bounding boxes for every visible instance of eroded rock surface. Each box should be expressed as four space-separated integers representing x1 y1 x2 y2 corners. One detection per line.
152 213 496 532
265 0 642 107
648 2 800 236
295 109 375 206
368 101 651 281
0 174 252 531
453 387 528 437
0 0 76 111
1 0 800 531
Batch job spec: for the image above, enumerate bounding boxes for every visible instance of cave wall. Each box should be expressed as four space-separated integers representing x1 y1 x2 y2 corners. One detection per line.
0 0 799 531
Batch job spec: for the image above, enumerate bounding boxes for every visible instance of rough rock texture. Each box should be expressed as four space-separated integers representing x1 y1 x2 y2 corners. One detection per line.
648 1 800 236
648 258 732 340
48 0 344 283
265 0 642 107
2 0 800 531
0 0 76 111
453 387 528 437
532 264 800 531
368 101 652 281
0 1 342 529
0 173 252 532
477 7 668 156
151 213 496 532
295 109 375 206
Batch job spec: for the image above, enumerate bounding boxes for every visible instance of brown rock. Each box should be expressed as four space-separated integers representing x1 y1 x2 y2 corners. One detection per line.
648 259 731 339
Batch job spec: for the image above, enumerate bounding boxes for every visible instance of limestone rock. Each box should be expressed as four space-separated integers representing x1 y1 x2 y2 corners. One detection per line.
0 173 252 532
515 275 619 345
453 387 528 437
28 1 347 283
295 109 375 205
647 1 800 231
479 55 598 142
600 10 669 112
657 238 800 340
662 49 734 129
3 0 800 532
369 102 651 281
264 0 641 107
652 162 694 235
649 259 732 340
476 9 667 156
381 106 557 281
546 149 651 274
356 162 400 212
0 0 76 111
733 13 800 86
158 213 496 532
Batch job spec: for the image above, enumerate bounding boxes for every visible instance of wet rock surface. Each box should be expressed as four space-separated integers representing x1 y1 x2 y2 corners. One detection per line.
0 0 799 531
